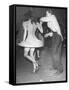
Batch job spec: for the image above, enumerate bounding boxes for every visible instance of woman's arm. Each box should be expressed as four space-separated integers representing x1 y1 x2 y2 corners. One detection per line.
36 22 43 33
22 23 27 41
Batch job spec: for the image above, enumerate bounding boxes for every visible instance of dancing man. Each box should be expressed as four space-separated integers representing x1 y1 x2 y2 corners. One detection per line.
40 10 63 74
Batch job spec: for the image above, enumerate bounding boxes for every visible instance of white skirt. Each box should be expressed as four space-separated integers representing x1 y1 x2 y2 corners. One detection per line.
18 36 44 48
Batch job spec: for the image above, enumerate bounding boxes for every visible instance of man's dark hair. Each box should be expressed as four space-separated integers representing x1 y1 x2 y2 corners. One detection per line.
46 9 54 14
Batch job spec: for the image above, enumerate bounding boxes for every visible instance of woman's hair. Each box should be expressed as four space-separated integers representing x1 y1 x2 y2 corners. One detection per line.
31 17 37 23
23 10 33 21
37 17 41 23
23 10 37 24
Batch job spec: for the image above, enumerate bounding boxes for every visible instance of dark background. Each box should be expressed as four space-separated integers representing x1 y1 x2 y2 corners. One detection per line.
16 6 67 47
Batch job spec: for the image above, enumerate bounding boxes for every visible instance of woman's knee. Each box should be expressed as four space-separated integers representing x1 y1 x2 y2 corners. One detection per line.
24 48 30 56
30 48 35 56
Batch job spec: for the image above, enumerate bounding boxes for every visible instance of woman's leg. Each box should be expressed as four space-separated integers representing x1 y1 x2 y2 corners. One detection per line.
24 47 39 72
24 47 35 62
34 48 40 60
37 49 40 58
30 48 39 72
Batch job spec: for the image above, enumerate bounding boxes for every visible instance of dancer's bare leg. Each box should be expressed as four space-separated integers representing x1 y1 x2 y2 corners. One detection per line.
37 49 40 58
24 47 34 62
30 48 39 72
24 47 38 72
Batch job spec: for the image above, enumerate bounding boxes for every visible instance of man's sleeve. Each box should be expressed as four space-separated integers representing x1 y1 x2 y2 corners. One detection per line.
40 17 49 22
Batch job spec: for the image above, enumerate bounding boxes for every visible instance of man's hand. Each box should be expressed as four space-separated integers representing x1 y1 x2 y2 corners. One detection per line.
40 17 44 22
44 32 53 38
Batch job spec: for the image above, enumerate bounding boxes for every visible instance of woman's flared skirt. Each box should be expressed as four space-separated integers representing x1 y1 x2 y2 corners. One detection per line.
18 37 44 48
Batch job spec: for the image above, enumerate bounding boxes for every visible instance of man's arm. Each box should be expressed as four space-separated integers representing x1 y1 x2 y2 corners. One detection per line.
57 32 63 41
44 32 53 38
40 16 49 22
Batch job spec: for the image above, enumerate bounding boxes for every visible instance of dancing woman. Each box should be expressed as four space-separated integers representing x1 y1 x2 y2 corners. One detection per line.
18 17 44 72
